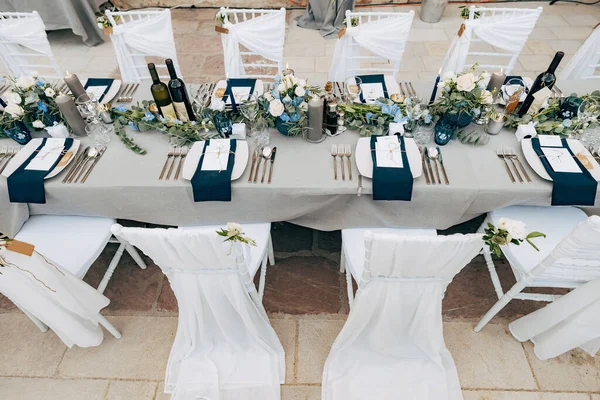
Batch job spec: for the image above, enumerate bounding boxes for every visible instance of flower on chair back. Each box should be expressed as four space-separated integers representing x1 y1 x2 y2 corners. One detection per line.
483 218 546 257
217 223 257 248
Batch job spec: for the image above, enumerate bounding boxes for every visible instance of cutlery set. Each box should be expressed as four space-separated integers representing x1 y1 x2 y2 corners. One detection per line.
420 146 449 185
159 146 188 180
330 144 352 181
0 146 19 174
249 146 276 184
63 146 107 184
497 147 532 183
116 84 140 103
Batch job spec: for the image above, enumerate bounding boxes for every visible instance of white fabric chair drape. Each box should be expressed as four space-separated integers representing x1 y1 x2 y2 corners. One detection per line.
0 247 110 348
220 9 286 78
111 225 284 400
440 8 542 75
510 277 600 360
0 12 61 78
559 25 600 80
109 9 180 83
322 233 483 400
329 12 414 82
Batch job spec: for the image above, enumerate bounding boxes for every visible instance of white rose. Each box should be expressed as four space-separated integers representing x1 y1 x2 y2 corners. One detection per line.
45 122 70 138
32 120 45 129
97 22 104 29
269 99 284 117
264 92 273 101
44 88 56 98
209 98 225 112
226 222 242 237
295 78 306 88
498 218 527 241
4 102 23 117
480 90 494 104
6 91 21 104
294 86 306 97
277 82 286 93
298 101 308 112
16 75 35 89
456 73 476 92
442 72 456 81
437 81 446 89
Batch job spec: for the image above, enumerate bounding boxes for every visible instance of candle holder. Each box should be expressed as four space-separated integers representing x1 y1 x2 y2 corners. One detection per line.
282 66 294 77
485 111 506 135
390 93 405 104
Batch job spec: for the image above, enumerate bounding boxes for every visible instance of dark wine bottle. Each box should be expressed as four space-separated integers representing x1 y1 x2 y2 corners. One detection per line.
148 63 177 121
165 59 195 122
518 51 564 116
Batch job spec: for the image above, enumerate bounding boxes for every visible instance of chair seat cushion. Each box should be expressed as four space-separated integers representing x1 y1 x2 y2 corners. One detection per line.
489 206 595 283
342 228 437 281
14 215 115 279
179 223 271 278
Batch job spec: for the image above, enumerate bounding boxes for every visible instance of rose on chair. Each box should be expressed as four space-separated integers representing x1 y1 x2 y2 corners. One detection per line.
217 223 257 252
483 218 546 257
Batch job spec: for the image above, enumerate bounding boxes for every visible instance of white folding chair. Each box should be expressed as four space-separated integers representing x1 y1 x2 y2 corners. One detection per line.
105 9 181 83
0 11 62 79
179 223 275 301
440 6 542 75
323 232 483 399
329 10 414 82
475 206 600 332
217 7 285 80
559 25 600 80
112 224 284 399
340 227 437 308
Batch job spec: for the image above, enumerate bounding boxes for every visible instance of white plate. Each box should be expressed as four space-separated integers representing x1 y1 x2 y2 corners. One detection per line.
354 76 400 104
521 138 600 181
355 136 422 179
182 140 249 181
1 138 81 179
212 80 264 105
83 79 122 105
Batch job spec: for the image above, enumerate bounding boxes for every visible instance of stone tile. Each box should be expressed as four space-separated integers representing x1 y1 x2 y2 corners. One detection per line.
282 385 321 400
272 319 298 384
176 35 222 55
178 55 206 80
592 395 600 399
107 381 157 400
529 28 558 41
171 8 214 21
155 382 170 400
284 42 325 57
547 40 583 55
406 41 430 57
0 378 109 400
463 391 591 400
408 28 448 42
421 56 445 72
297 319 344 384
172 19 200 35
58 316 176 380
82 56 118 74
549 27 594 40
526 40 555 56
286 24 324 44
283 57 316 73
262 256 344 315
524 342 600 392
425 41 451 56
0 314 67 377
156 279 177 312
445 322 537 390
517 55 553 73
197 54 225 77
399 57 425 73
536 14 570 27
315 56 332 73
563 14 600 27
0 292 17 310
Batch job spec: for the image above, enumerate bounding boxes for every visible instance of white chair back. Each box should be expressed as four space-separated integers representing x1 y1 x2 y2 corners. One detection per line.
105 9 181 83
0 11 62 79
329 10 414 82
217 7 286 80
560 25 600 80
441 6 542 75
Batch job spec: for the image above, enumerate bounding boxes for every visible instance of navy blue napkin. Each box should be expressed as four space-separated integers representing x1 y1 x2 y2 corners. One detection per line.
357 74 388 103
84 78 114 103
531 138 597 206
222 79 256 113
370 135 413 201
191 139 237 202
7 138 74 204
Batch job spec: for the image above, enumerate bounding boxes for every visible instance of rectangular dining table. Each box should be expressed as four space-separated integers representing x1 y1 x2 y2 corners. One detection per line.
0 80 598 237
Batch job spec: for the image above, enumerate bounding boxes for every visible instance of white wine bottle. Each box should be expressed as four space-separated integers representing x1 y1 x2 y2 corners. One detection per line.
166 59 195 122
148 63 177 121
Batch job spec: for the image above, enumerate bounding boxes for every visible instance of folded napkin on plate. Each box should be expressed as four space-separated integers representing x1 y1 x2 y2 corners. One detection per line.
531 137 597 206
222 78 256 111
370 135 413 201
7 138 74 204
191 139 237 202
84 78 114 103
357 74 388 103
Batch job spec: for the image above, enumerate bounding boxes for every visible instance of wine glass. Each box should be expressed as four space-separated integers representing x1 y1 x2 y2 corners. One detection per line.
502 78 526 114
85 122 112 147
578 98 600 122
413 121 434 146
239 92 259 134
344 76 362 104
76 93 101 123
252 118 270 150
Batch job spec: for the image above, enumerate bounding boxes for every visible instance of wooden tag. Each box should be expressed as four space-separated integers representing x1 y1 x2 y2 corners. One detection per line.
56 151 73 167
457 23 466 37
338 26 346 39
4 240 35 257
577 153 594 170
215 25 229 34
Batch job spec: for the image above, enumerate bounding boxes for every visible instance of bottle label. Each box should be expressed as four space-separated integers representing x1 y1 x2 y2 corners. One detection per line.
172 101 189 122
161 104 178 122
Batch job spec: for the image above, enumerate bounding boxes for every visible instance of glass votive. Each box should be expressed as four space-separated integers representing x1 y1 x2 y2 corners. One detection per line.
486 112 507 135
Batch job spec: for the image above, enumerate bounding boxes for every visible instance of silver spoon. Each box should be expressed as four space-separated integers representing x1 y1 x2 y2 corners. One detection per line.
73 147 99 183
260 146 272 183
427 147 442 184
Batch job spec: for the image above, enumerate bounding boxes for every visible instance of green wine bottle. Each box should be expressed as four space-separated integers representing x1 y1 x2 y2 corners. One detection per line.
148 63 177 121
166 59 195 122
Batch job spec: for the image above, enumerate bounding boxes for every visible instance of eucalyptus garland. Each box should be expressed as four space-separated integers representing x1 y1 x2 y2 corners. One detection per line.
338 99 411 137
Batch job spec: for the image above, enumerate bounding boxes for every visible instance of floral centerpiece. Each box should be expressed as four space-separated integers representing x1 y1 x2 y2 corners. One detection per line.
483 218 546 257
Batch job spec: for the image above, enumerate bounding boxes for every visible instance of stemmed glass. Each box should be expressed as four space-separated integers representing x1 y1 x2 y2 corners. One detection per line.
85 122 112 147
344 76 362 104
76 93 102 123
502 78 526 114
578 99 600 146
239 92 259 135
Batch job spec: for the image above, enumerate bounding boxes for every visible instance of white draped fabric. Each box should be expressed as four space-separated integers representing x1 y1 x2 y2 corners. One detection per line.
0 248 109 348
328 12 414 82
440 9 542 75
111 225 284 400
559 26 600 80
322 233 483 400
0 13 59 78
221 10 285 78
110 10 180 83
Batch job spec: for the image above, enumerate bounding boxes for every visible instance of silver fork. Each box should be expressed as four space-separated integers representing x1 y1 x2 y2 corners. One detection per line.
503 147 523 182
331 144 338 180
165 147 181 180
337 145 346 180
159 146 176 180
345 144 352 181
174 146 188 180
0 146 14 174
506 147 531 183
497 148 515 183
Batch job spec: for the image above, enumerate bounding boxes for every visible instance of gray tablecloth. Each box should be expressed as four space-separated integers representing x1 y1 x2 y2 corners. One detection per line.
0 0 104 46
0 80 599 236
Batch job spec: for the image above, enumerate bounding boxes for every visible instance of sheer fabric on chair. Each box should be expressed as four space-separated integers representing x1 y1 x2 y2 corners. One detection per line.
0 11 62 79
111 224 285 400
218 8 285 79
440 6 542 75
329 10 414 82
105 9 181 83
322 233 483 400
559 25 600 80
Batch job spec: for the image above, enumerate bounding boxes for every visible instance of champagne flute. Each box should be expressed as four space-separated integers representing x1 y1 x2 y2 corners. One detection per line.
344 76 362 104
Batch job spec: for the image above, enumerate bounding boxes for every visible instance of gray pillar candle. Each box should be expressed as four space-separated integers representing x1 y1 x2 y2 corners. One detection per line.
486 71 506 99
306 96 324 143
55 94 87 136
63 72 87 99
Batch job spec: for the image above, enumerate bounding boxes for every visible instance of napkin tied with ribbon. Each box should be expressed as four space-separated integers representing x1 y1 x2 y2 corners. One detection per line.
191 139 237 202
531 137 597 206
357 74 388 103
370 135 413 201
7 138 74 204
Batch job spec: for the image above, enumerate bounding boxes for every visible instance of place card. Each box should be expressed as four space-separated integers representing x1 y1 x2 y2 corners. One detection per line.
361 83 385 101
375 136 403 168
25 140 65 171
226 86 252 105
201 139 231 171
538 135 563 147
86 85 109 100
541 147 581 173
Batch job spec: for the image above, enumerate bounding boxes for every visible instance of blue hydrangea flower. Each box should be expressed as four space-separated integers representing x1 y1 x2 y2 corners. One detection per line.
291 112 300 122
128 121 139 131
271 89 280 99
293 96 303 106
282 95 292 104
562 119 573 128
280 112 291 122
366 112 374 123
113 105 128 112
142 111 155 122
381 104 393 116
273 74 282 85
393 109 409 124
158 116 168 123
424 114 432 124
174 119 183 125
37 102 49 113
35 79 45 87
